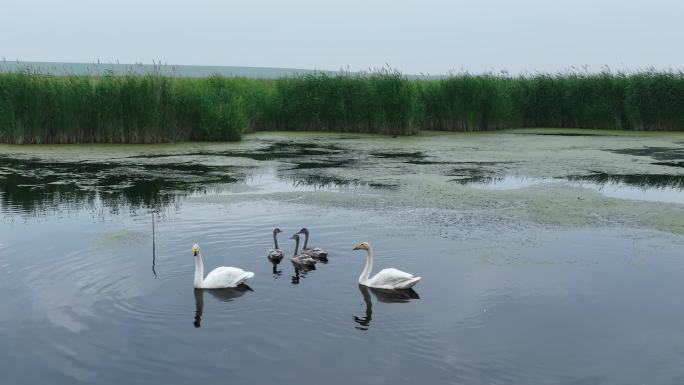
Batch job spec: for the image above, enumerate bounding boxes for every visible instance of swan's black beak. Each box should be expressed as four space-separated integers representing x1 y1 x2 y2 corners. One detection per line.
193 250 198 256
353 246 359 250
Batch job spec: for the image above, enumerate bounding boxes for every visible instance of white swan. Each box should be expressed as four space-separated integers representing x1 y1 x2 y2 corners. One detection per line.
192 244 254 289
353 242 421 289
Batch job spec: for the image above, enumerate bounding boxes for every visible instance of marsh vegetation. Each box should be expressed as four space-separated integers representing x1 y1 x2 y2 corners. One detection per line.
1 70 683 143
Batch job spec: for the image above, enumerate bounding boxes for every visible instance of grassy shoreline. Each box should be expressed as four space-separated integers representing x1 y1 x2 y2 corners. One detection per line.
1 70 683 144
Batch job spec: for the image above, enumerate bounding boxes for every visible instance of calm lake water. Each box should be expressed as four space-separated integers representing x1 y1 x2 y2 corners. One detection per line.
1 130 684 385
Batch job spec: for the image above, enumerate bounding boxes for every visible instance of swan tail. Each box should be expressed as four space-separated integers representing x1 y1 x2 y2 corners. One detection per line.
234 271 255 286
397 276 421 289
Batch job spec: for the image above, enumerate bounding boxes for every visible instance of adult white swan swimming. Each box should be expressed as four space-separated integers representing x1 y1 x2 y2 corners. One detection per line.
192 244 254 289
353 242 421 289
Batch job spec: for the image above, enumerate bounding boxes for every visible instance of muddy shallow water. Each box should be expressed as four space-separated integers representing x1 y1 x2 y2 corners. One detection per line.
1 129 684 385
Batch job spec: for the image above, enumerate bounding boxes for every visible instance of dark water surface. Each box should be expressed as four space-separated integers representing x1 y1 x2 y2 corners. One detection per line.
1 130 684 385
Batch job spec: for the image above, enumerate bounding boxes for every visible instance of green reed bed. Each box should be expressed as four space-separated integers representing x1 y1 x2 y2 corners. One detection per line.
422 71 684 131
260 70 421 135
0 73 246 143
419 75 520 131
0 70 683 144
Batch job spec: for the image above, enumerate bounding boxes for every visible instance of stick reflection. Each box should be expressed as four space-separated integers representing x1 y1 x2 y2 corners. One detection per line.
151 212 157 279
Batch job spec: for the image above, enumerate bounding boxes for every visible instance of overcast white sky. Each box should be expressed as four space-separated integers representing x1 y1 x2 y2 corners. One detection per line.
2 0 682 74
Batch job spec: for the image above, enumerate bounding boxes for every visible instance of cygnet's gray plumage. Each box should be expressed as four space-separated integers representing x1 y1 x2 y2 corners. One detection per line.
268 227 284 263
296 228 328 260
290 234 316 267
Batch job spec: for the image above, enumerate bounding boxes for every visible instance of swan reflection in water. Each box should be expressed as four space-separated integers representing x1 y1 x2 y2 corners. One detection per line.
290 263 316 285
193 285 253 328
353 284 419 331
270 261 283 277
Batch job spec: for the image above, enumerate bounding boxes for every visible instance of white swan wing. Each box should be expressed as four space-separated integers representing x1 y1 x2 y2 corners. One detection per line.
368 268 421 289
203 266 254 289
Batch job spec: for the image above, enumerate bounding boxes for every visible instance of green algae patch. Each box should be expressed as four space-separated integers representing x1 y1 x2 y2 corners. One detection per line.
95 230 150 248
2 129 684 235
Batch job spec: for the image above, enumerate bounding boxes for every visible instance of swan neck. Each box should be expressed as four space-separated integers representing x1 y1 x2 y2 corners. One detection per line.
292 237 300 256
359 247 373 284
194 254 204 288
302 232 309 249
273 232 279 249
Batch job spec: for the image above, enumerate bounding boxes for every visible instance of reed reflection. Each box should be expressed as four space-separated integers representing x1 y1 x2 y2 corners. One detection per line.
0 155 242 214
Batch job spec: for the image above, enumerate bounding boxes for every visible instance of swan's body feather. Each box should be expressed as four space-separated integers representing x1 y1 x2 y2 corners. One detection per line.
202 267 254 289
302 247 328 259
291 254 316 267
268 249 284 263
366 268 421 290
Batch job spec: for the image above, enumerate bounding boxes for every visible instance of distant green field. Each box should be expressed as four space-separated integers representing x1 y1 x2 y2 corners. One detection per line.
0 60 339 78
0 68 682 143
